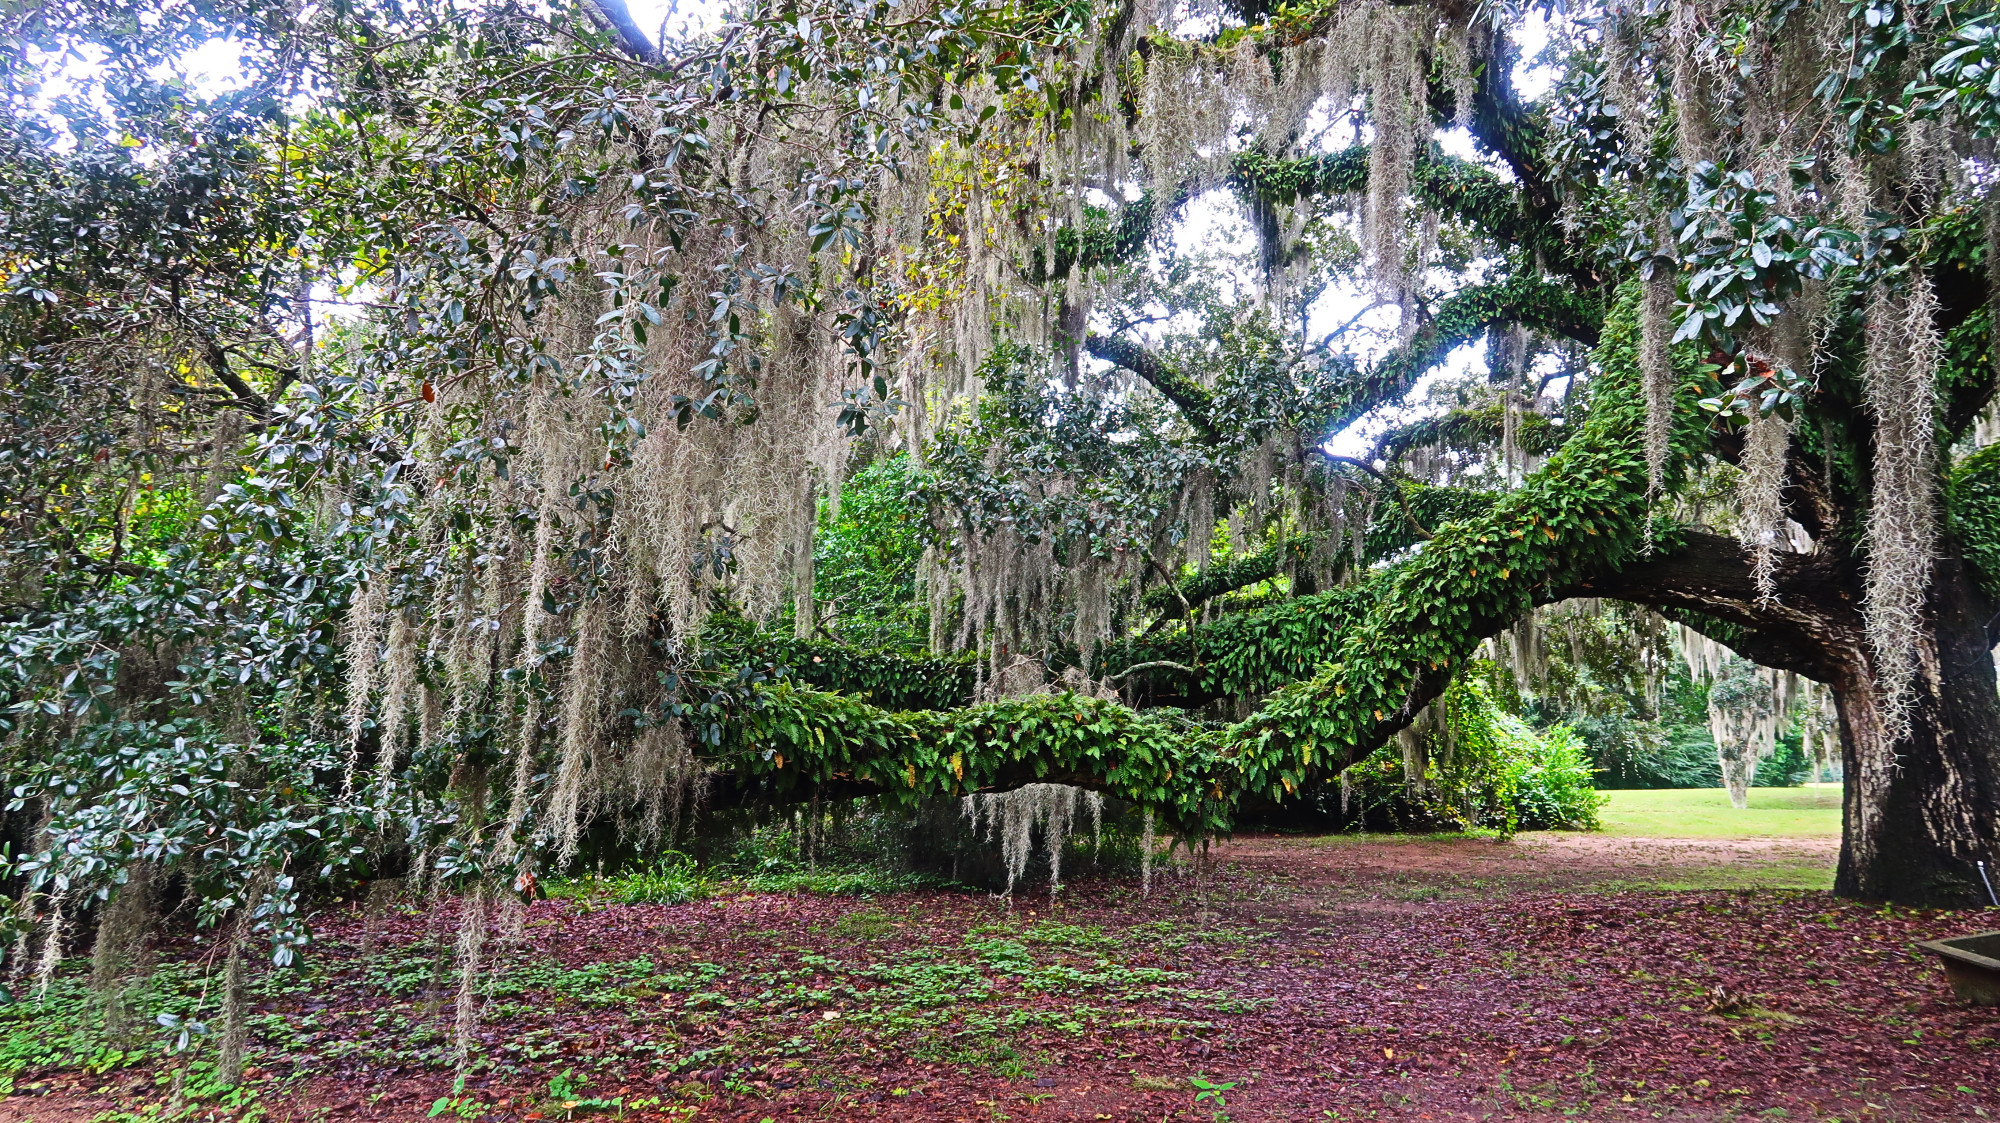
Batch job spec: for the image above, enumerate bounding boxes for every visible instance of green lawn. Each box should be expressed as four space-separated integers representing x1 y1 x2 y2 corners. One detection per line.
1596 785 1843 838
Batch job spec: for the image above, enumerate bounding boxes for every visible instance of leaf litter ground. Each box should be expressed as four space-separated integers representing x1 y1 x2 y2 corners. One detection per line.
7 831 1996 1122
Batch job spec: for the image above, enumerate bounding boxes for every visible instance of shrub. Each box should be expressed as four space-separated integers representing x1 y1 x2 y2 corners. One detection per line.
1505 722 1605 830
1278 680 1605 834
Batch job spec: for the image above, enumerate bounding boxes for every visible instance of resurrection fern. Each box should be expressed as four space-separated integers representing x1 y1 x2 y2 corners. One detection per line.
722 288 1706 829
708 615 980 711
1947 441 2000 596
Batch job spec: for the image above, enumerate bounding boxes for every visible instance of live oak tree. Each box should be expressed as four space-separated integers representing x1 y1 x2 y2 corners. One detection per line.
8 0 2000 1078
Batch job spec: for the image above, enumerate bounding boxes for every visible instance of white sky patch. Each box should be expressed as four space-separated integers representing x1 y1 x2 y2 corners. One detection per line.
176 37 249 94
627 0 725 42
1512 9 1558 101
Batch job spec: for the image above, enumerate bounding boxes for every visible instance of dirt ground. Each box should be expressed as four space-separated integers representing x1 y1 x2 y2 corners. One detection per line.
6 831 1995 1123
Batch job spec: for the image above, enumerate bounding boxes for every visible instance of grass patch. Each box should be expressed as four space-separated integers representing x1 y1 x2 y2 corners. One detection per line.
547 854 956 906
1592 863 1836 893
833 909 901 940
1592 786 1841 839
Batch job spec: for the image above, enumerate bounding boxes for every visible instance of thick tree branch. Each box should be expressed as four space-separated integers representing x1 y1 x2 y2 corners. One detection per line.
1370 396 1567 466
1030 180 1204 284
198 337 270 416
583 0 665 66
1085 333 1217 435
1140 534 1318 624
1555 528 1858 682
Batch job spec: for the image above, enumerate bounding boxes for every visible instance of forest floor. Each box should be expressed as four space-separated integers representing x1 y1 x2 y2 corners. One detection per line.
5 814 1997 1123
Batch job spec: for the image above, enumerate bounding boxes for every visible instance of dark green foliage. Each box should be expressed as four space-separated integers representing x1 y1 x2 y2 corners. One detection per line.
1760 734 1814 788
921 340 1216 562
1105 584 1375 707
1230 146 1557 265
1583 717 1726 790
721 684 1234 835
1363 483 1501 560
1508 726 1606 830
1031 191 1172 283
1377 402 1570 463
1948 441 2000 597
1138 534 1318 620
806 453 931 650
708 614 977 712
1273 680 1602 833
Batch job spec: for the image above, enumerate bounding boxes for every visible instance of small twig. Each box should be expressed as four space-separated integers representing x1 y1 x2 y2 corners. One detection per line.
1314 304 1377 351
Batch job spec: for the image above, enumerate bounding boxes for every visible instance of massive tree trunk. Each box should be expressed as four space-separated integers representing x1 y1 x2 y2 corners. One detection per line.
1829 558 2000 906
1574 532 2000 907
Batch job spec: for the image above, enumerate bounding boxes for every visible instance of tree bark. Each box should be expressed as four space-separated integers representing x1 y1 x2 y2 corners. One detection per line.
1576 534 2000 906
1828 558 2000 906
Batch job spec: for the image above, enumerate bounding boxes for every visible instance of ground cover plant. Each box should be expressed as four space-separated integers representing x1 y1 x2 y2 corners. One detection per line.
5 830 1997 1121
11 0 2000 1114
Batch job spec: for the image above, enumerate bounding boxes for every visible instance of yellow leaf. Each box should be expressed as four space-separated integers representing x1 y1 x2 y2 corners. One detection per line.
905 763 917 787
951 752 964 780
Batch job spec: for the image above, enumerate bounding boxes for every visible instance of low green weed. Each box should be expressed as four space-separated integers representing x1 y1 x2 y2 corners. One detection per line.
429 1075 487 1119
545 1068 622 1119
1193 1074 1238 1103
